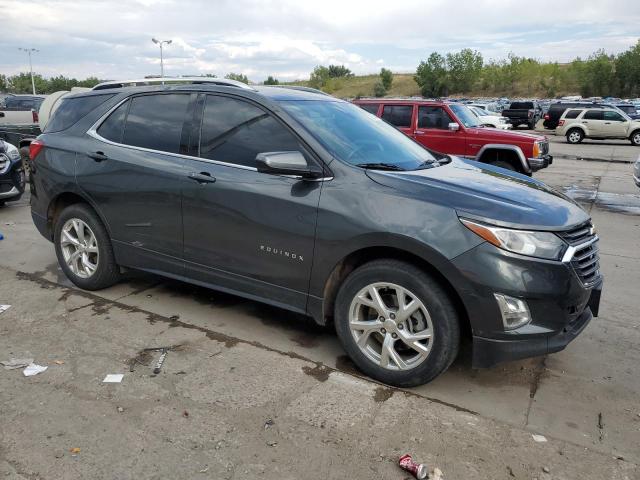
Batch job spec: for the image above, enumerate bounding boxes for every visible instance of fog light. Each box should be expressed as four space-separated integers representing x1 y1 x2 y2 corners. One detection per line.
494 294 531 330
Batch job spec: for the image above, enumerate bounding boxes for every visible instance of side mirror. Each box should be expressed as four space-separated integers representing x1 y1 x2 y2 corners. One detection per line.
255 151 321 178
448 122 460 131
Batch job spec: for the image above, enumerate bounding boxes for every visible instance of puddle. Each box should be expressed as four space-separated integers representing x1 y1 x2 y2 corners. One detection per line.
563 185 640 215
301 363 331 382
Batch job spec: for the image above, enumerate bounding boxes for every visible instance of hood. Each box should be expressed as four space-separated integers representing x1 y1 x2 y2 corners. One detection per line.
366 157 589 231
466 127 546 143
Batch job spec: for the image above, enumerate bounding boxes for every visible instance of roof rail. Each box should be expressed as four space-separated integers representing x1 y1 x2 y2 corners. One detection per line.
92 77 255 91
264 85 332 96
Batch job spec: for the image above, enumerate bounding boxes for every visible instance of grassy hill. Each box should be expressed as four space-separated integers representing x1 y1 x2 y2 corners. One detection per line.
288 73 421 99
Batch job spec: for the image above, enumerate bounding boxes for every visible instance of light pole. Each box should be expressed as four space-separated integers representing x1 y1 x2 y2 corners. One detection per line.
18 47 39 95
151 38 172 77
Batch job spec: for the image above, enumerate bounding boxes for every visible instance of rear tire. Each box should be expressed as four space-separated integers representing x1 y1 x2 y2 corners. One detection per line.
630 130 640 146
334 259 460 387
566 128 584 144
54 203 120 290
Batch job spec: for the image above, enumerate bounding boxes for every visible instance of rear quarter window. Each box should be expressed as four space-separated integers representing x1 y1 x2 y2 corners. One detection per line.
45 94 115 133
564 110 581 119
381 105 413 127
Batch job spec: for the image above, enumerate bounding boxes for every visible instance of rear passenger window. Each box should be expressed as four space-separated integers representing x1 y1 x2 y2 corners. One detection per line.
381 105 413 127
418 106 454 129
122 94 190 154
97 99 130 143
583 110 603 120
45 94 114 133
359 104 380 114
564 110 581 119
199 95 304 168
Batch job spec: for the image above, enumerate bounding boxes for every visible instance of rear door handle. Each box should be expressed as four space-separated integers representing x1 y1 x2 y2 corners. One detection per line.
188 172 216 184
414 130 425 134
88 151 108 162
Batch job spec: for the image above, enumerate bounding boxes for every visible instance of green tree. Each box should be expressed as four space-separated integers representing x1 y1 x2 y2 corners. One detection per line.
414 52 448 97
263 75 279 85
327 65 353 78
446 48 483 93
308 65 330 89
379 68 393 90
373 81 387 97
0 74 7 92
615 40 640 97
225 72 249 84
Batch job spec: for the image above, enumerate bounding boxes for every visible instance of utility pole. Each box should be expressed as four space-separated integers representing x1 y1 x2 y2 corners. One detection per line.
18 47 39 95
152 38 172 77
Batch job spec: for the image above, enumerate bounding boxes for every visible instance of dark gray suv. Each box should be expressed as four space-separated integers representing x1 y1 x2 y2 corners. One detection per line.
28 78 602 386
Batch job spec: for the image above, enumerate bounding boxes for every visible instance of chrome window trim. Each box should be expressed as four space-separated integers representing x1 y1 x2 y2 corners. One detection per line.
561 235 599 263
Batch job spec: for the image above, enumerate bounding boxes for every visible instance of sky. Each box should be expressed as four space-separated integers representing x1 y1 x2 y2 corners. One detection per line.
1 0 639 83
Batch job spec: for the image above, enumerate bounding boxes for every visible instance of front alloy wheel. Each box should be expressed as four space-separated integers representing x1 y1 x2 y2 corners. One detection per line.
349 282 434 371
60 218 99 278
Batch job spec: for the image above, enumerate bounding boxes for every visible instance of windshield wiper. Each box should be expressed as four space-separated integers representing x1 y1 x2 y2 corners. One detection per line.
356 162 406 171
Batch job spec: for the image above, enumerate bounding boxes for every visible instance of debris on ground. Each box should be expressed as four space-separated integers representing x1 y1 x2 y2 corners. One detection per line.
2 357 34 370
153 348 169 374
54 360 65 365
0 233 4 240
264 419 274 429
431 467 443 480
23 363 48 376
532 434 548 443
543 466 551 473
70 448 81 455
266 440 278 447
183 410 189 418
398 454 428 479
0 304 11 314
117 406 124 413
103 374 124 383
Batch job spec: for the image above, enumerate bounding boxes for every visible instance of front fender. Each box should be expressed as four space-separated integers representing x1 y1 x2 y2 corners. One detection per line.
475 144 531 174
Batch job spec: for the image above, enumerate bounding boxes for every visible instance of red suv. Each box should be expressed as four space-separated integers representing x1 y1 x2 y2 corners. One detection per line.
353 99 552 175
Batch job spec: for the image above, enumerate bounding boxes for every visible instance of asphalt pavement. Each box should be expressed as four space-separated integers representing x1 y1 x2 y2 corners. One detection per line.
1 154 639 479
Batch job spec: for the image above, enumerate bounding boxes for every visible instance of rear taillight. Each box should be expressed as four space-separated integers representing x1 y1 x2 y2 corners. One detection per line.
29 139 44 161
32 110 39 123
544 114 550 120
558 120 565 127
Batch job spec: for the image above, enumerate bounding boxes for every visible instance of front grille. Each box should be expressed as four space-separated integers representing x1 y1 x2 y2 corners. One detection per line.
558 221 600 286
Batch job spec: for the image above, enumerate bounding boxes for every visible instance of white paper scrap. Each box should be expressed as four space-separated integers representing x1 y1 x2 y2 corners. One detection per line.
103 374 124 383
532 434 548 443
0 305 11 314
23 363 48 377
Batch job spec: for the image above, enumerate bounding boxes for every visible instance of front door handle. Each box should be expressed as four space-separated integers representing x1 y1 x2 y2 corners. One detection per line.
88 151 108 162
188 172 216 184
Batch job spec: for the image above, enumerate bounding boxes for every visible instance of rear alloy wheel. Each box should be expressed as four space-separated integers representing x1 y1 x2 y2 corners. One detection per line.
567 129 584 144
334 259 460 387
54 203 121 290
630 130 640 146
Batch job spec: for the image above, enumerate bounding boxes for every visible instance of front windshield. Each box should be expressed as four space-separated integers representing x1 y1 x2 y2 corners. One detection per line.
449 104 482 128
278 100 437 170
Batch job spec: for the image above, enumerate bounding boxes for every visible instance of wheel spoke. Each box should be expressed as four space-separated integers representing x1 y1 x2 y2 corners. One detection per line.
61 229 81 247
350 319 382 347
81 253 96 274
398 329 431 355
380 335 407 370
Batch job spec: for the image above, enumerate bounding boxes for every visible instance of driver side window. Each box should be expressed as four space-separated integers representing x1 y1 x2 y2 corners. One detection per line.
199 95 305 168
603 111 625 122
418 106 454 130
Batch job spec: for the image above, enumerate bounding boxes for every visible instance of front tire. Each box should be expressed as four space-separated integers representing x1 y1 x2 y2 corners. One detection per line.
490 159 516 171
54 203 120 290
566 128 584 144
334 259 460 387
630 130 640 146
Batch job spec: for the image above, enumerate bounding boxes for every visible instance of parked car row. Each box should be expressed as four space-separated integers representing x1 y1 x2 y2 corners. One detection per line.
556 106 640 145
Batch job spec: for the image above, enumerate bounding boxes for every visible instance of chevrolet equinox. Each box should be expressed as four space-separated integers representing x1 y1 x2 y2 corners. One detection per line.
28 79 603 387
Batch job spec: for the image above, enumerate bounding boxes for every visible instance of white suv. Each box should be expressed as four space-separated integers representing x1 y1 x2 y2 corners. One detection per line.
557 107 640 145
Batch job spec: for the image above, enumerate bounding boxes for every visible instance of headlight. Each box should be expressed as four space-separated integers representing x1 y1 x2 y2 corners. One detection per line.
499 117 507 123
460 219 566 260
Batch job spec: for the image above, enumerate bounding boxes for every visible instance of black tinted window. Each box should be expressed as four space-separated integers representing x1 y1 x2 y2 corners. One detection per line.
381 105 413 127
565 110 581 119
45 94 114 133
97 99 129 142
583 110 603 120
418 106 454 129
359 103 380 114
510 102 534 109
122 94 190 154
4 97 43 110
199 95 303 168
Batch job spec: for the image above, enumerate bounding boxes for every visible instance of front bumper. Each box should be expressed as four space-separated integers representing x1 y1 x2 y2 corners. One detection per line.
528 154 552 171
0 159 25 201
451 242 602 368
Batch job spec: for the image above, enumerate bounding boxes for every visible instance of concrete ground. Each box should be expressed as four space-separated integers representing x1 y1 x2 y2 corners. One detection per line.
1 153 640 479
